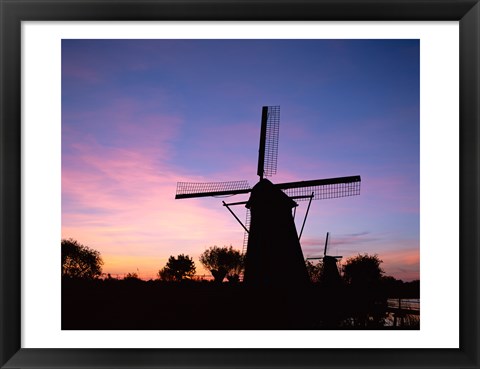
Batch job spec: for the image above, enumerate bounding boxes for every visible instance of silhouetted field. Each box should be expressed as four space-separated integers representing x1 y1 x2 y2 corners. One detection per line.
62 278 419 330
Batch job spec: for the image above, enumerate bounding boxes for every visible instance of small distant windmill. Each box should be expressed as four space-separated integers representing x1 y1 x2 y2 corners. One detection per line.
306 232 343 286
307 232 343 260
175 106 361 287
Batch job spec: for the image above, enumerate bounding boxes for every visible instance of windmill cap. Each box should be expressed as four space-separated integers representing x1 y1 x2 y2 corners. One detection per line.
246 178 297 209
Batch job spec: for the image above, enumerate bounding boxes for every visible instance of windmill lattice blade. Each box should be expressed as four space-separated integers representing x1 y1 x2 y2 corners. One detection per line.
276 175 361 201
257 106 280 178
242 209 251 255
175 180 251 199
263 106 280 177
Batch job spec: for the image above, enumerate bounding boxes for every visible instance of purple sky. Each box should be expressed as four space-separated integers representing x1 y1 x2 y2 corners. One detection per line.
62 39 419 281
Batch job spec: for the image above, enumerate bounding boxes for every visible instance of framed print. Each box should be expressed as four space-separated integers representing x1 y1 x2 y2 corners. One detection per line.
1 0 479 368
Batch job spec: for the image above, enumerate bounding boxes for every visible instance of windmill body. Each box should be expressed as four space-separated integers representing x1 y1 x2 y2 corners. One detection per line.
175 106 361 287
321 256 342 287
244 179 310 286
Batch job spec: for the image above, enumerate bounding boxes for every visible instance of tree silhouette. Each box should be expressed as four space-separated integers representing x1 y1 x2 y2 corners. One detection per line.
62 238 103 279
343 253 384 287
342 253 386 327
305 260 323 283
157 267 175 281
158 254 196 281
199 246 244 283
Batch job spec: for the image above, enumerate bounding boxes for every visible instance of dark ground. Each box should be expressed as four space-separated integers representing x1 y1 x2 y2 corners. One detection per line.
62 278 419 330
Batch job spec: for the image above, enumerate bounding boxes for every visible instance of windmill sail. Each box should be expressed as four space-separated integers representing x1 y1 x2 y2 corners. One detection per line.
175 180 251 199
324 231 330 256
257 106 280 179
276 175 361 200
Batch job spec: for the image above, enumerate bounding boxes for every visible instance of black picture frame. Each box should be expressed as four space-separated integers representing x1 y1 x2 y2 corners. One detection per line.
1 0 479 368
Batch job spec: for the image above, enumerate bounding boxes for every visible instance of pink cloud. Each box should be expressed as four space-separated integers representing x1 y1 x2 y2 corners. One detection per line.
62 140 247 279
378 246 420 281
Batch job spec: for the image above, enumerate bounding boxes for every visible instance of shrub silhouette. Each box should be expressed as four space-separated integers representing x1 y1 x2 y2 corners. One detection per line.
342 254 386 327
124 272 141 281
343 253 384 287
62 238 103 279
199 246 244 283
158 254 196 281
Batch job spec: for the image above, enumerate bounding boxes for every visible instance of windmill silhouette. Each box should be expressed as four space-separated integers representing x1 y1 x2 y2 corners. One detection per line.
175 106 361 287
307 232 343 260
306 232 343 286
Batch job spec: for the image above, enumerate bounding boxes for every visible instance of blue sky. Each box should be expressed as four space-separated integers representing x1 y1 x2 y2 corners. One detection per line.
62 39 420 280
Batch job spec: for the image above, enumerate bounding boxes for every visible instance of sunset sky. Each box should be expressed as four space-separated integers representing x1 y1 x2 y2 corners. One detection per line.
61 39 420 281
